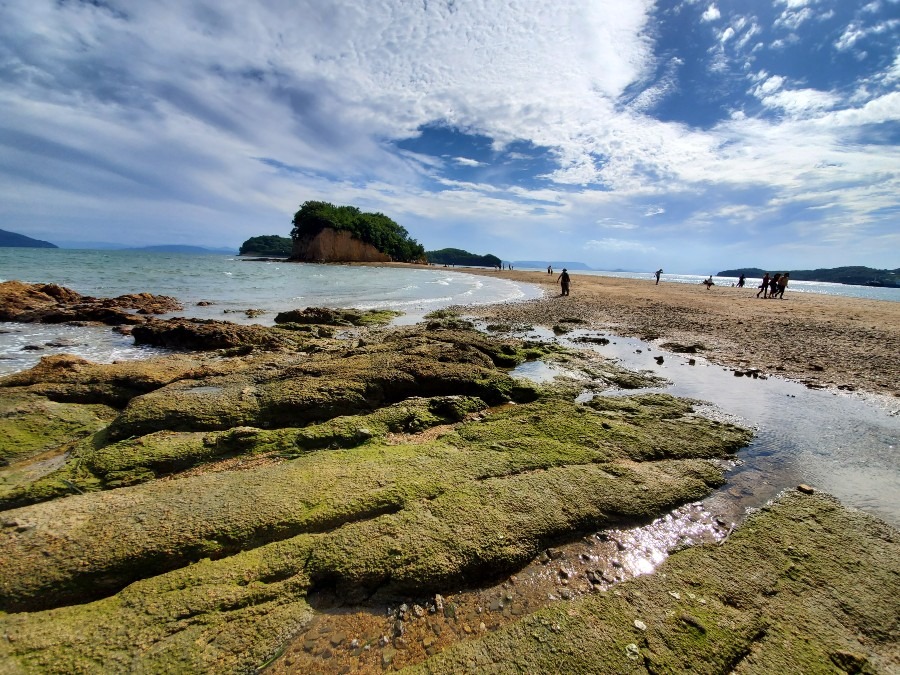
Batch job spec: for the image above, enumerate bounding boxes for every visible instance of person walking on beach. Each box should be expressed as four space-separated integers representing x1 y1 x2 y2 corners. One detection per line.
737 273 746 288
557 268 571 296
775 272 789 299
703 275 714 289
757 272 770 298
548 265 553 275
769 273 781 298
655 268 663 285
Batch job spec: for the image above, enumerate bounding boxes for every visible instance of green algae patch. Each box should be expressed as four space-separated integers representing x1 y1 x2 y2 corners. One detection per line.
0 541 316 674
0 390 745 615
0 390 116 466
0 353 216 407
407 490 900 674
105 329 541 440
274 306 402 327
0 458 723 673
0 326 759 672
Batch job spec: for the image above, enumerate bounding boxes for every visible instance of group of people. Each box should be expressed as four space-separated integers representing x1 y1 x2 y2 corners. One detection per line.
756 272 790 299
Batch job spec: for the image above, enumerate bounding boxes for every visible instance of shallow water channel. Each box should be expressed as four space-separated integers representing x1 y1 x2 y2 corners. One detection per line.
268 329 898 673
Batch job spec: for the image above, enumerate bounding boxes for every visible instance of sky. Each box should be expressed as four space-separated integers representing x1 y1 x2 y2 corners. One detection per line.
1 0 898 273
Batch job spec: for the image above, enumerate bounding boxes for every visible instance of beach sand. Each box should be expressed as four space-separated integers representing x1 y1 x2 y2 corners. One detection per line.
454 269 900 399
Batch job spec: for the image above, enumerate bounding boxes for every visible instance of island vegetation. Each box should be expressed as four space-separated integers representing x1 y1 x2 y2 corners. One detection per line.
719 265 899 287
426 247 501 268
291 201 425 262
0 228 57 249
238 235 293 256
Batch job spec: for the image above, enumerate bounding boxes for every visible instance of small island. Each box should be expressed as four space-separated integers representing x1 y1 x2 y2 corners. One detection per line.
426 247 501 268
239 235 293 257
289 201 425 263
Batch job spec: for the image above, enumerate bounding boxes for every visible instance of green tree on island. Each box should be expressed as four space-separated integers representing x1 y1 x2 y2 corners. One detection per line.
291 201 426 262
426 247 502 268
238 235 293 256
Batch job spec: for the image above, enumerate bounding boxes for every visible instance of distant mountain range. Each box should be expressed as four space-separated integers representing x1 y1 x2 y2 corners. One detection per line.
0 228 58 248
0 229 237 254
718 266 900 288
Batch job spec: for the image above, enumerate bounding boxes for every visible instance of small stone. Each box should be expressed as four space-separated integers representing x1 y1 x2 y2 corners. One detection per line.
797 484 815 494
634 619 647 631
655 356 664 364
394 637 408 650
669 591 681 600
381 647 397 667
434 594 444 611
412 604 426 618
625 643 641 660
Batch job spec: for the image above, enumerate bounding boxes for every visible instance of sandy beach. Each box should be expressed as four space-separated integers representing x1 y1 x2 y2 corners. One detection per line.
454 268 900 399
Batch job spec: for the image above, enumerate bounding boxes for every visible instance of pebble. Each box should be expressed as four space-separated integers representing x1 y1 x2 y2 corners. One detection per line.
634 619 647 631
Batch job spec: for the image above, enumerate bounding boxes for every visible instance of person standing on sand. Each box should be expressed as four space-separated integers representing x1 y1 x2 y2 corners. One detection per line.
655 269 663 285
548 265 552 275
776 272 789 299
557 268 571 296
757 272 770 298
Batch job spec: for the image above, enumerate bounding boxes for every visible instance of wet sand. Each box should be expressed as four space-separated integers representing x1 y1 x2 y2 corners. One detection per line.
454 269 900 399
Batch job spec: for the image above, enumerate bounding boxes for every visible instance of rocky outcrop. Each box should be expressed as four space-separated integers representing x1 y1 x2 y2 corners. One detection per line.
0 281 182 325
290 227 391 263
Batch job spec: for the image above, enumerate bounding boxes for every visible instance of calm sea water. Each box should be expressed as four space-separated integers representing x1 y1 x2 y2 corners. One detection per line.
0 249 540 374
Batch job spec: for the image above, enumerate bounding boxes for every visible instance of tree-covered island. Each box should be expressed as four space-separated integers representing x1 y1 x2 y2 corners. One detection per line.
426 248 501 268
238 235 293 256
290 201 425 262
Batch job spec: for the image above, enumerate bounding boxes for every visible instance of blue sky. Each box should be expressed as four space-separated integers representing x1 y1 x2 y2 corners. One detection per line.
1 0 897 273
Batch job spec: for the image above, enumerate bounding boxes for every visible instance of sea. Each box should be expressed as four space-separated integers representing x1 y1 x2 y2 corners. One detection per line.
2 248 898 527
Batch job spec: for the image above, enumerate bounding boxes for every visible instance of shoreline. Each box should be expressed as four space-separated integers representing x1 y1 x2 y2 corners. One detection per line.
442 267 900 399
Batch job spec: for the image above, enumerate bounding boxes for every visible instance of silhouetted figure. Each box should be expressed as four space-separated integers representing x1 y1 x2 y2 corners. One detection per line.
775 272 789 298
557 268 571 296
738 273 746 288
769 273 781 298
703 275 714 289
757 273 770 298
548 265 552 274
655 268 663 285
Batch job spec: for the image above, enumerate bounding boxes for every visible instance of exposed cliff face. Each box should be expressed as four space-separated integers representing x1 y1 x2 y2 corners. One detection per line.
290 228 390 263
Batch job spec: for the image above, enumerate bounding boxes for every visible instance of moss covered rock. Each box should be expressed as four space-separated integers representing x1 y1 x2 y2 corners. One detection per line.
407 491 900 674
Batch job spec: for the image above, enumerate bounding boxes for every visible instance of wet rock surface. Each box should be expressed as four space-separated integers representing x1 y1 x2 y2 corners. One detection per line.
0 280 182 325
408 491 900 674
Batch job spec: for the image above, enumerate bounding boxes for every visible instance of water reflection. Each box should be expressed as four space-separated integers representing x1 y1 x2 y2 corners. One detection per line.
511 326 900 528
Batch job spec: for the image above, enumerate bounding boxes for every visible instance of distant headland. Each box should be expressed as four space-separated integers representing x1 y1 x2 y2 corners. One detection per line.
719 266 899 288
0 228 58 249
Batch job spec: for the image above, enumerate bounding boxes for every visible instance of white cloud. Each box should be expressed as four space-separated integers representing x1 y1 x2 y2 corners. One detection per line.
701 5 720 22
452 157 483 167
584 238 655 252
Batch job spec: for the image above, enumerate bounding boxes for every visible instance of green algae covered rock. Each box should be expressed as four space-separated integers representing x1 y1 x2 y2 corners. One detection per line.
0 325 756 673
406 490 900 674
